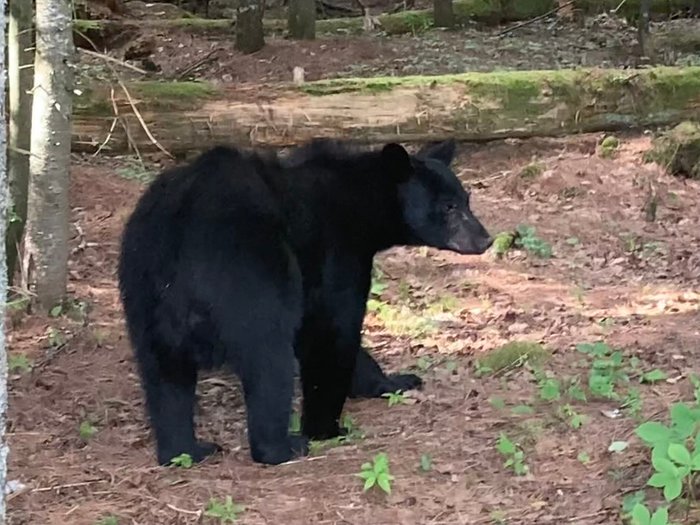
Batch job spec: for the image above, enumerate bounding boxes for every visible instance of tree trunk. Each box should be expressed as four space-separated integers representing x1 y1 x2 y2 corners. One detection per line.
433 0 454 28
6 0 34 286
0 0 10 520
638 0 654 60
236 0 265 53
288 0 316 39
24 0 75 310
71 67 700 154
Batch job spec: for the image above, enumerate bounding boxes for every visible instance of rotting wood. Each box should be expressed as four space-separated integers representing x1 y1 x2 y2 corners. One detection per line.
72 66 700 154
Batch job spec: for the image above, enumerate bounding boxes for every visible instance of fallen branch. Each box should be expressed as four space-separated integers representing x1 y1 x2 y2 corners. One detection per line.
498 0 575 37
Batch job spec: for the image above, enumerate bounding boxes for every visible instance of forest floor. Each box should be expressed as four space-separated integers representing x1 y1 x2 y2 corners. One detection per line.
6 132 700 525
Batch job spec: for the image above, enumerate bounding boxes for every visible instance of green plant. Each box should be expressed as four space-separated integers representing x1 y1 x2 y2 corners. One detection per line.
96 516 119 525
170 453 194 468
9 353 32 374
622 490 646 516
358 453 394 494
204 496 245 523
496 433 528 476
577 451 590 464
511 404 535 415
492 231 516 258
419 453 432 472
514 225 553 259
116 158 156 184
622 387 644 419
599 135 620 158
79 420 98 441
416 356 434 371
537 375 561 402
565 377 587 402
560 404 587 429
642 369 667 384
636 402 700 502
576 342 628 400
383 390 407 407
289 411 301 433
691 374 700 405
629 504 672 525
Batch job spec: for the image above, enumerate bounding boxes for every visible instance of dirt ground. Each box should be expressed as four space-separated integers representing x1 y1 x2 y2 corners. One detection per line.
6 132 700 524
80 12 700 84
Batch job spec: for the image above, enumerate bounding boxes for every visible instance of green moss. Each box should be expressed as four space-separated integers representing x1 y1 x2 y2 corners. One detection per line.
599 135 620 158
645 121 700 179
520 162 544 180
130 81 219 110
478 341 550 374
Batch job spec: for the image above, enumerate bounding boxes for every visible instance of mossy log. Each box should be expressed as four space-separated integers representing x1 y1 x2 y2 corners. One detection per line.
73 0 698 41
72 66 700 154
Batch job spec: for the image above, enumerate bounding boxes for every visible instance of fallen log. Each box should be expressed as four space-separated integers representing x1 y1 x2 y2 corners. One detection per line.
72 66 700 154
73 0 699 40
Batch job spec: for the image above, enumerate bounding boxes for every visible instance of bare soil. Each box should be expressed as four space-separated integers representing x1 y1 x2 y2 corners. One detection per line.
7 133 700 524
79 14 700 84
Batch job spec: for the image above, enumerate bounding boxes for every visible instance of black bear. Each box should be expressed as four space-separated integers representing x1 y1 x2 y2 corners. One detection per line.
118 139 492 466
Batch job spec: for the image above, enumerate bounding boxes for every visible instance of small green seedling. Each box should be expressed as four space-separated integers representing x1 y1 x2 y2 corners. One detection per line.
629 504 672 525
79 420 98 441
514 225 553 259
204 496 245 523
9 353 32 374
489 396 506 410
289 411 301 433
577 451 590 464
622 491 646 516
560 404 586 429
382 390 407 407
492 231 516 258
416 356 434 371
496 433 528 476
358 453 394 494
511 404 535 415
419 453 432 472
96 516 119 525
636 402 700 502
690 374 700 405
576 342 628 400
642 369 667 384
170 453 194 469
537 376 561 402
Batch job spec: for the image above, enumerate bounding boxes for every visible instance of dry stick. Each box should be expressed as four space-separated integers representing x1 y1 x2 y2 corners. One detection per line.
175 47 222 80
497 0 575 37
116 78 174 158
78 48 149 75
93 86 119 156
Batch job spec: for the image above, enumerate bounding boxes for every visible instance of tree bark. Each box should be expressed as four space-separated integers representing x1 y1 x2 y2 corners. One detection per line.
637 0 654 59
288 0 316 39
0 0 10 520
71 67 700 154
236 0 265 53
24 0 75 310
6 0 34 286
433 0 454 28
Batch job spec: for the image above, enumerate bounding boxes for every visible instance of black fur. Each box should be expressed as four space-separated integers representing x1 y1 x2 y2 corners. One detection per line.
118 139 492 466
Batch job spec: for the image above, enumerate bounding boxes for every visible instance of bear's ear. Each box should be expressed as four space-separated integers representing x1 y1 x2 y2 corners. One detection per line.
381 143 413 183
417 139 456 166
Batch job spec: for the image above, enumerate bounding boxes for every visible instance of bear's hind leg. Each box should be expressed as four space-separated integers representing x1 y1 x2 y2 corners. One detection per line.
138 348 220 465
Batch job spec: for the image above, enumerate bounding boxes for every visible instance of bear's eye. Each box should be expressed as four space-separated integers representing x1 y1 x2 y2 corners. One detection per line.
443 202 457 213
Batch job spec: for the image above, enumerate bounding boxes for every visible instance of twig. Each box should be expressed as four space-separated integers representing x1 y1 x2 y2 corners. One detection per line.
613 0 628 13
78 48 148 75
116 78 174 158
33 479 106 492
165 503 202 516
93 86 119 156
175 48 221 80
497 0 575 37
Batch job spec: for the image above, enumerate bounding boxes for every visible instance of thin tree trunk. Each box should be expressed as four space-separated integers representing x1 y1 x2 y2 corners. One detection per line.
23 0 75 310
7 0 34 287
0 0 11 520
433 0 454 28
638 0 654 59
288 0 316 39
236 0 265 53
